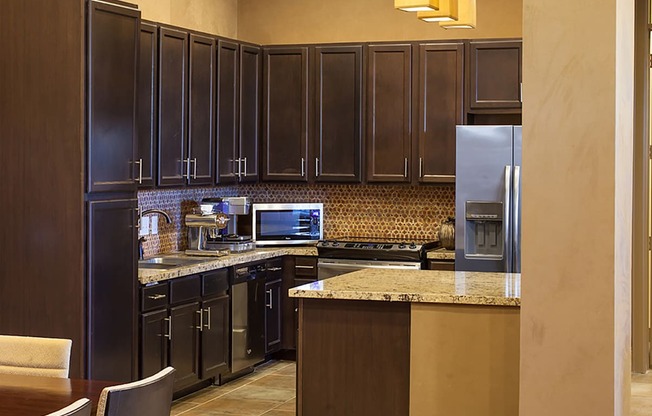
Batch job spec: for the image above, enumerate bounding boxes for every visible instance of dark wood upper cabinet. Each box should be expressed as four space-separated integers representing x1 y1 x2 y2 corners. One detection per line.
217 40 240 184
366 44 412 183
466 39 522 111
311 45 363 183
87 1 139 193
415 42 464 183
262 47 309 181
87 197 137 382
239 44 262 182
136 21 157 188
188 34 216 185
157 27 188 187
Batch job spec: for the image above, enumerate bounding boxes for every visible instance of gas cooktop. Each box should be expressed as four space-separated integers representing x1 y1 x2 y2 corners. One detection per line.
316 237 439 262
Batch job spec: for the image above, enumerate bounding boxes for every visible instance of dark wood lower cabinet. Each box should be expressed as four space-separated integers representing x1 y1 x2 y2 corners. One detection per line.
169 302 201 390
297 299 410 416
265 278 282 353
140 309 168 378
200 294 230 379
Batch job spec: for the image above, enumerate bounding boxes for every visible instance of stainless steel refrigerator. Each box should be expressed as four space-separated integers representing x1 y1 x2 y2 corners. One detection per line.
455 125 522 273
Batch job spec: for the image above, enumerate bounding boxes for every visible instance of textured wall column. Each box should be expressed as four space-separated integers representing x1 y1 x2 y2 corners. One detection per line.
521 0 633 415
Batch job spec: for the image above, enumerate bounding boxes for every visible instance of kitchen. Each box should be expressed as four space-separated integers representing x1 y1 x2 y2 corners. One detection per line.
0 1 639 416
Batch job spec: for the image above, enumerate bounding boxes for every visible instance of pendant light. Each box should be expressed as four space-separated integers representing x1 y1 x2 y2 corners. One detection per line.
395 0 439 12
416 0 458 22
439 0 476 29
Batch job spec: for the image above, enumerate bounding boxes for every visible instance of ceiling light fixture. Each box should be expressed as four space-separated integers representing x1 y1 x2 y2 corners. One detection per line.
416 0 458 22
439 0 476 29
395 0 439 12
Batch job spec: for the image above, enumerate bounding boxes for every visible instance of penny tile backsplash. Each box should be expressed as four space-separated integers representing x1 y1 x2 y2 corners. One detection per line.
138 183 455 257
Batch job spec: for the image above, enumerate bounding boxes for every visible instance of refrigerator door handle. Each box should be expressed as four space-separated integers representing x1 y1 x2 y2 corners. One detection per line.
504 165 512 273
513 165 521 273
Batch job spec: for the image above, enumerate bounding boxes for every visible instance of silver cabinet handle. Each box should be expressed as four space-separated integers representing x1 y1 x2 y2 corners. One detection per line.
295 265 314 269
192 158 197 179
182 158 190 179
147 294 166 300
266 289 273 309
268 267 282 272
315 158 319 177
419 157 423 178
196 309 203 331
242 157 247 177
404 158 408 178
164 317 172 340
135 208 140 230
301 157 305 177
204 307 211 330
134 159 143 184
235 158 242 178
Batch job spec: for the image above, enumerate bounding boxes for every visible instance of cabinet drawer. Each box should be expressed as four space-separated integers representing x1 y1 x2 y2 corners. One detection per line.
294 256 317 278
266 258 283 281
202 269 229 297
141 283 169 312
427 260 455 271
169 275 201 304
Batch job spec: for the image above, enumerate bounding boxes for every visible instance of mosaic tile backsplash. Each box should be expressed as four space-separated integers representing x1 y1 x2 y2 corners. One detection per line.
138 183 455 257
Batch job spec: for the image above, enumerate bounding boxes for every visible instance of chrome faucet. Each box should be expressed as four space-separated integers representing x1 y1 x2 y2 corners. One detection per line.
138 209 173 259
140 208 172 223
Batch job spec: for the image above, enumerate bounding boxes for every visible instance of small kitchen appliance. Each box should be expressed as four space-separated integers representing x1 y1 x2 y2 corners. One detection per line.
251 203 323 246
186 197 255 255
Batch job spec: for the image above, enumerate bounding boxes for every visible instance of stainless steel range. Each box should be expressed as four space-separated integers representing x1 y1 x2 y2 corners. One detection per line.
316 237 438 280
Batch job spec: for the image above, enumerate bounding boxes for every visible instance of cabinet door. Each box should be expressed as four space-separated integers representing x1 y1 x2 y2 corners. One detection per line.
262 47 309 181
200 294 230 379
140 309 169 378
217 40 239 184
87 198 137 382
87 1 139 193
467 40 522 111
169 302 200 390
136 22 157 188
366 44 412 183
188 34 216 185
312 45 363 183
265 279 282 353
239 44 262 182
158 27 188 187
416 43 463 183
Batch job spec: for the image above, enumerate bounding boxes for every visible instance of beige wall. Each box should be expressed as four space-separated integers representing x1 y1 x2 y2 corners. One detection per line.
520 0 633 414
237 0 522 44
129 0 238 38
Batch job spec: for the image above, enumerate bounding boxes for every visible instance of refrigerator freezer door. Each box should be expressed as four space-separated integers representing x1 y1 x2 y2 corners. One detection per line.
455 125 514 272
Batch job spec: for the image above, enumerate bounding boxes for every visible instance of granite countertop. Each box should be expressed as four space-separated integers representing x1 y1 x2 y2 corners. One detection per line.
139 246 317 285
289 269 520 307
426 248 455 260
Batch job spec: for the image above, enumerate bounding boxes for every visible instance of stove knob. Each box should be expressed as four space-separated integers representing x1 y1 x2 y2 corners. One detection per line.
398 243 406 249
332 242 340 247
321 241 329 247
409 242 417 249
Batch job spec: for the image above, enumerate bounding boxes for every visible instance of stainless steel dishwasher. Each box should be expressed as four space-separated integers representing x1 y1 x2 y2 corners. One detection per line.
230 263 266 375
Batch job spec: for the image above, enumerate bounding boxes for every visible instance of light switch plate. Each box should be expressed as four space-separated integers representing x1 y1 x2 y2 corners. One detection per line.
151 215 158 235
139 216 150 236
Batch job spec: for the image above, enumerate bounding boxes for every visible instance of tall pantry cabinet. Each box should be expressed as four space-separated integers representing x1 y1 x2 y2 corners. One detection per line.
0 0 140 381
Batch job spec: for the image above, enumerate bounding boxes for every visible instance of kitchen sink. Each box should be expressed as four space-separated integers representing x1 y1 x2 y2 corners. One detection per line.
138 256 207 270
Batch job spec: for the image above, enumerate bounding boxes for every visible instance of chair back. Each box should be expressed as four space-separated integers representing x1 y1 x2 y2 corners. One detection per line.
96 367 175 416
46 398 91 416
0 335 72 378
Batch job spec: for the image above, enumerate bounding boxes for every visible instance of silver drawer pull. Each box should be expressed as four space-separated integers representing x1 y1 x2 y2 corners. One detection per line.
204 307 211 330
196 309 203 330
295 265 314 269
266 289 273 309
147 294 166 300
268 267 282 272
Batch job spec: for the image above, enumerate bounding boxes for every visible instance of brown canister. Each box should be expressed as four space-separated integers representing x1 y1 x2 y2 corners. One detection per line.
438 217 455 250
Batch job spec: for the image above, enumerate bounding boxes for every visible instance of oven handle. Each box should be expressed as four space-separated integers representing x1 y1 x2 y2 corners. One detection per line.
317 260 421 270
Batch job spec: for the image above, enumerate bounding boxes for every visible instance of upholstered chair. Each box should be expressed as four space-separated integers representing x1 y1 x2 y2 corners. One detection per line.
46 398 92 416
0 335 72 378
96 367 175 416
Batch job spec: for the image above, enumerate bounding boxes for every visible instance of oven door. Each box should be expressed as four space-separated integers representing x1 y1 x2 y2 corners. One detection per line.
317 258 422 280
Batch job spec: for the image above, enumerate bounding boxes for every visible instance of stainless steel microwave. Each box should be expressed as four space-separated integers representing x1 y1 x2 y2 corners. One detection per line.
251 203 323 246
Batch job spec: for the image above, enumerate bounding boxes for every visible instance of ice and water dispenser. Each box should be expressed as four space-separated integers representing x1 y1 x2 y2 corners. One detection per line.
464 201 504 258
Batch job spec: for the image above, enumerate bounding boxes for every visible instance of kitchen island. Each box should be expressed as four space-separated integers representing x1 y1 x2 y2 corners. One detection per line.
289 270 520 416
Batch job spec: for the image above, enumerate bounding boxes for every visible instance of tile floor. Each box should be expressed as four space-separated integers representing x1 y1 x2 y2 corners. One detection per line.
171 360 296 416
172 361 652 415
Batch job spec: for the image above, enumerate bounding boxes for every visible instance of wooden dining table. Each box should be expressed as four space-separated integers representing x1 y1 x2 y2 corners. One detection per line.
0 373 116 415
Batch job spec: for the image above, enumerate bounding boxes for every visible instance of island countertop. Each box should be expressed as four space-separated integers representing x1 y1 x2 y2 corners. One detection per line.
289 269 520 307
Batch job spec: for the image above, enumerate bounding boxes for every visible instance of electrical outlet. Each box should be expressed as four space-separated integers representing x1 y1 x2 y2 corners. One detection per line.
151 215 158 235
139 216 150 237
